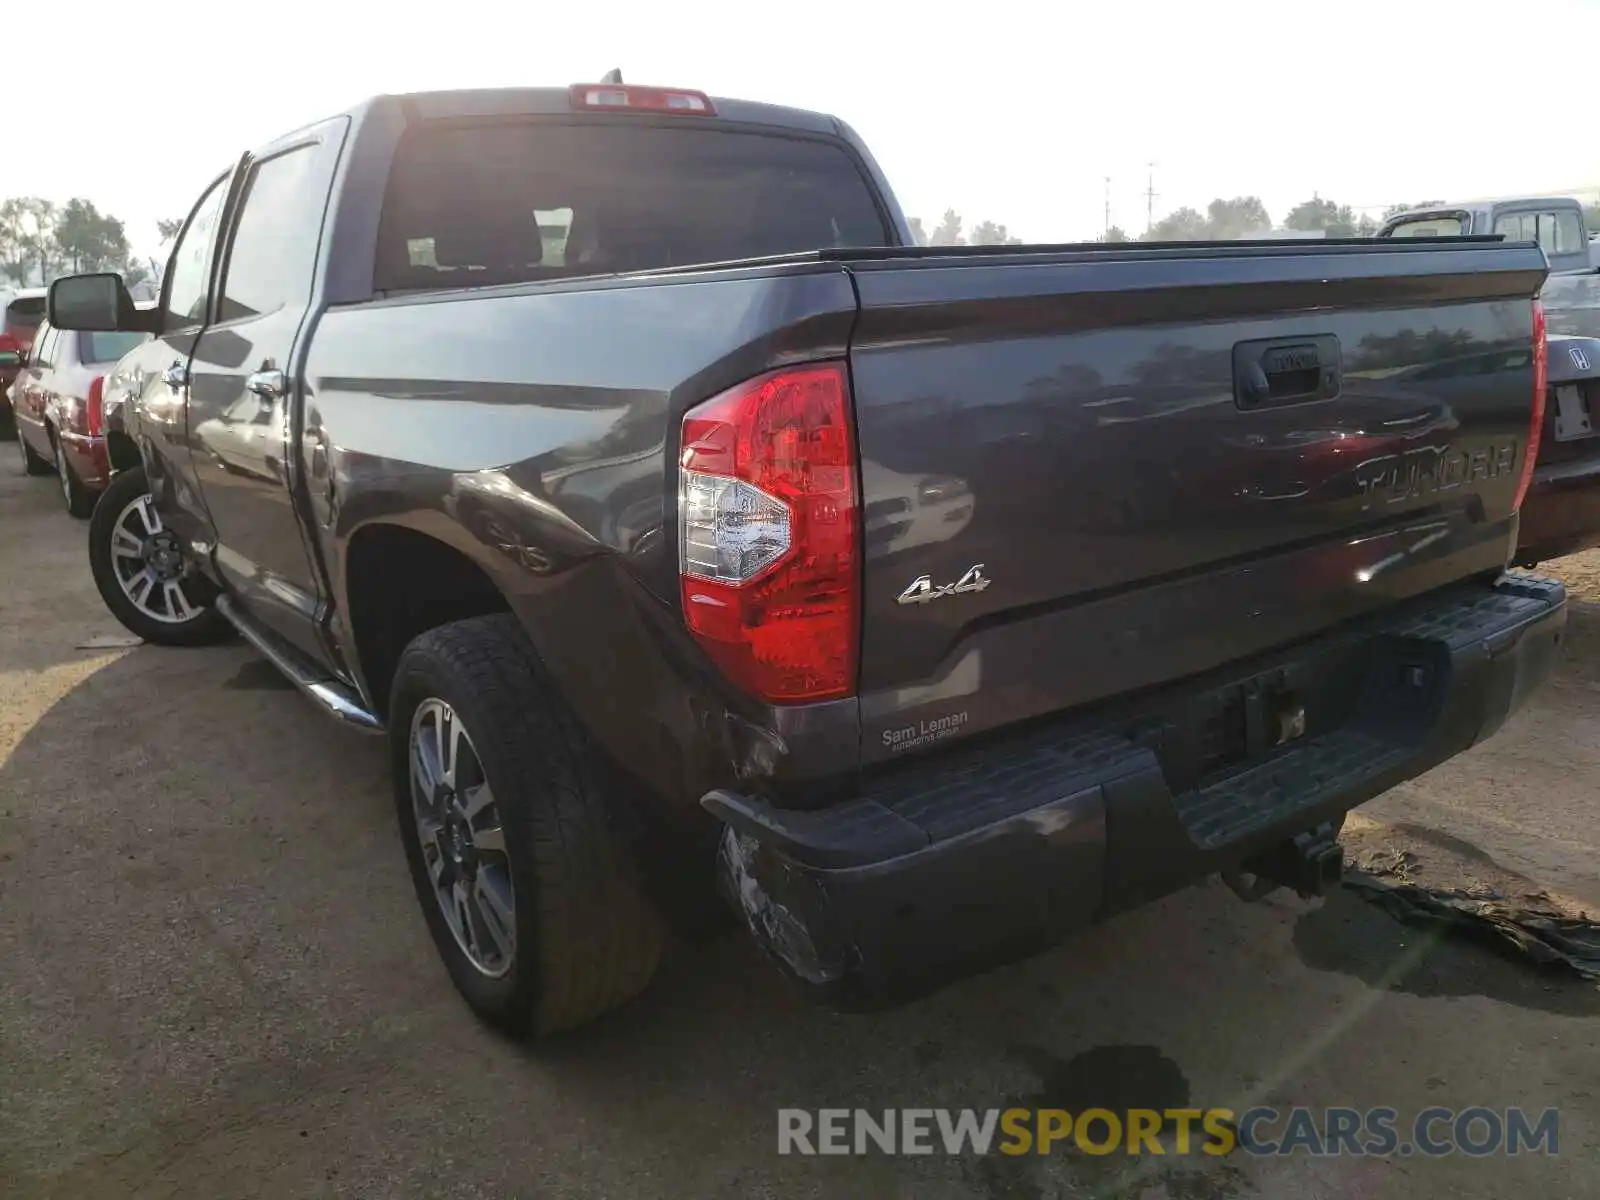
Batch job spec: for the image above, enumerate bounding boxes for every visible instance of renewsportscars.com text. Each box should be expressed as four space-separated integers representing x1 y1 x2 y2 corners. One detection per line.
777 1106 1559 1158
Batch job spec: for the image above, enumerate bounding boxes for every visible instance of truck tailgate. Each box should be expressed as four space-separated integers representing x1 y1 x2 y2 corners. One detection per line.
844 240 1548 763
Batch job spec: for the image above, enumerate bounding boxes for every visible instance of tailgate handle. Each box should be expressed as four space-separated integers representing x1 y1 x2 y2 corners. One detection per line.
1234 335 1341 410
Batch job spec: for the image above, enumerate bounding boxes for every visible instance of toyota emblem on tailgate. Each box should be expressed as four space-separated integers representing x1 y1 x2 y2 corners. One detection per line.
1570 345 1591 372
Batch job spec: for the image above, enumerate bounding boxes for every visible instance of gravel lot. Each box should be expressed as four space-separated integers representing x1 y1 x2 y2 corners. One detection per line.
2 454 1597 1199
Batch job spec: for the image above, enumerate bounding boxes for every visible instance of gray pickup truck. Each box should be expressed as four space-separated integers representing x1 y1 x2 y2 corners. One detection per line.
48 79 1564 1039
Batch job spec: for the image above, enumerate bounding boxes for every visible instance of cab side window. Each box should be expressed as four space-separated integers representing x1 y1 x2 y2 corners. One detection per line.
1539 209 1586 256
1493 212 1536 243
164 175 231 330
217 146 323 322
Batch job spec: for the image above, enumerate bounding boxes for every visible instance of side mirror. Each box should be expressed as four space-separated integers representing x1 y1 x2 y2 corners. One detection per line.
48 272 148 333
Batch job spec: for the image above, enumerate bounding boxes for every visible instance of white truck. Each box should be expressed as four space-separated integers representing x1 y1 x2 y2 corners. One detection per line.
1379 196 1598 339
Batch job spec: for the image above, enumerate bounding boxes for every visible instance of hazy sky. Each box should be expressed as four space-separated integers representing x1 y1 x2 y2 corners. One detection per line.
6 0 1596 256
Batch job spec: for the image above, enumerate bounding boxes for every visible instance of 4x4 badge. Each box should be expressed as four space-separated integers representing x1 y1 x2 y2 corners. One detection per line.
897 564 992 606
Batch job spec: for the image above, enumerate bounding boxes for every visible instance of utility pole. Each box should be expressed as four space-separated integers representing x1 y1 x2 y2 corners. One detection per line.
1103 176 1112 236
1145 162 1157 234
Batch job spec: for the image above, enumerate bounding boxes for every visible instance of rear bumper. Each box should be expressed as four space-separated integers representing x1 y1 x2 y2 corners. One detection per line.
1516 456 1600 564
704 573 1567 1007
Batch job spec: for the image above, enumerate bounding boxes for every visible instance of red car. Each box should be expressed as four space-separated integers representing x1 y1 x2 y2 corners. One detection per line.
0 288 45 427
12 314 150 516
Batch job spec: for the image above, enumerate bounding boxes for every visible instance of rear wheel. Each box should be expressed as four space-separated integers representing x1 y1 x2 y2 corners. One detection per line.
390 614 664 1037
87 466 229 646
17 428 50 476
55 437 95 518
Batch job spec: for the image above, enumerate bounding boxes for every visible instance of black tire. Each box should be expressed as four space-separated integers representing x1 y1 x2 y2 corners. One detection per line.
88 466 230 646
18 428 51 476
55 435 96 518
390 613 664 1037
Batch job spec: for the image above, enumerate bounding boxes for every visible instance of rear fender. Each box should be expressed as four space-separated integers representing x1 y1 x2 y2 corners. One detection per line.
331 494 712 819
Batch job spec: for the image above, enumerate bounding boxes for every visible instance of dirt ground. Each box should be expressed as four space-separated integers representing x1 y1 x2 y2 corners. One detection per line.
1 455 1596 1200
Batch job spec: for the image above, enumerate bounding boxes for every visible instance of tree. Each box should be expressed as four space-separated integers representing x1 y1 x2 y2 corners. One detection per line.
968 220 1022 246
1205 196 1272 240
1285 194 1358 237
1585 204 1600 236
55 198 130 274
0 197 60 284
929 209 965 247
1381 200 1445 221
1355 213 1379 237
1143 206 1210 241
0 203 25 283
156 216 185 244
1101 226 1130 243
909 213 1020 247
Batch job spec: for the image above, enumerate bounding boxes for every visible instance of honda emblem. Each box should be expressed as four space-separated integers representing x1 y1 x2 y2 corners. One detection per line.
1570 345 1591 373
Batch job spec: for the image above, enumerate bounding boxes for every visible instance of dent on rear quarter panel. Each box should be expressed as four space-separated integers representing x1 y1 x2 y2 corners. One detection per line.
301 268 864 815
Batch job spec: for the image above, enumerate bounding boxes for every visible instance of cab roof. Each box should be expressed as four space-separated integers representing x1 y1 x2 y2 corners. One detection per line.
323 84 845 140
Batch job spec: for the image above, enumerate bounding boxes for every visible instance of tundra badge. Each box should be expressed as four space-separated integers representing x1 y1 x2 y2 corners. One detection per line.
897 564 992 605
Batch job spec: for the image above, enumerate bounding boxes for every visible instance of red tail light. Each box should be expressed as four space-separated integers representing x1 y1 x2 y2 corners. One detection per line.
86 375 106 437
1512 301 1547 513
678 362 859 703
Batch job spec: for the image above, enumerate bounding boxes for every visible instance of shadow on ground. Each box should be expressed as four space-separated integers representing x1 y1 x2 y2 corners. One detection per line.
4 626 1598 1200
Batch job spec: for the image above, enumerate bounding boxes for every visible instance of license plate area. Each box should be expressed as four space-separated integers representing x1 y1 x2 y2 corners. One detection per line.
1553 383 1594 442
1133 619 1457 798
1149 639 1373 795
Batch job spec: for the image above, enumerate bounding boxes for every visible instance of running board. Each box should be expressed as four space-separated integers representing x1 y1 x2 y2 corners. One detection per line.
215 594 383 734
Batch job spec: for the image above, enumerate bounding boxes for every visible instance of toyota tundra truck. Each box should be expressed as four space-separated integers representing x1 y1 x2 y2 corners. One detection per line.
47 79 1564 1038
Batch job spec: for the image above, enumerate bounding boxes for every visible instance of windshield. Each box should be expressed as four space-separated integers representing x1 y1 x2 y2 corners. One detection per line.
1383 214 1468 238
375 120 890 292
79 330 151 364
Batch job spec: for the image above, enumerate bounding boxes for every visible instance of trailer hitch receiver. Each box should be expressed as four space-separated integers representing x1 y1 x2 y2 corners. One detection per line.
1222 820 1345 902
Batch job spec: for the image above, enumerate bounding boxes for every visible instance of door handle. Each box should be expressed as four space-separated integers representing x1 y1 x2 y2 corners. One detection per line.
246 368 286 401
1233 335 1341 410
161 361 189 389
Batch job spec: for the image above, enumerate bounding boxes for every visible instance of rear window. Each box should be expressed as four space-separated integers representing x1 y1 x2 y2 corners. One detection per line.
79 330 151 364
375 120 891 292
4 297 45 331
1384 215 1467 238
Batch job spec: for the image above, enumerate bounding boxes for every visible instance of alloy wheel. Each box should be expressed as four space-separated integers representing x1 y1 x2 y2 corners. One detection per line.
107 493 204 624
408 699 516 978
